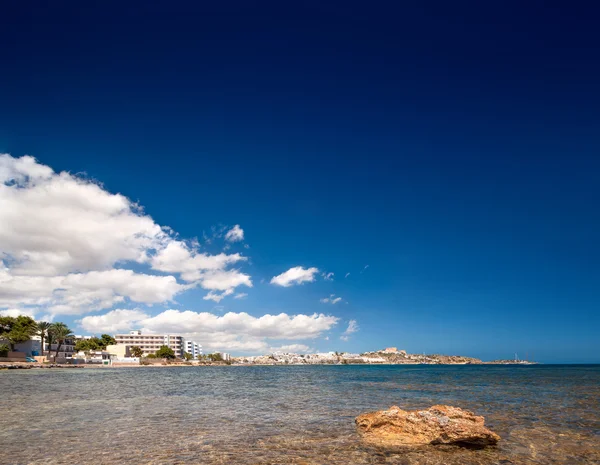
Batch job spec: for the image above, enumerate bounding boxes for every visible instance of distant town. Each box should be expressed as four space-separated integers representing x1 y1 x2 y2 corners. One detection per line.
0 316 537 368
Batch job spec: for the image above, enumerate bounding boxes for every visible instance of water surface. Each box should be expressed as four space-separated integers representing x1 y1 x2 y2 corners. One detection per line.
1 365 598 464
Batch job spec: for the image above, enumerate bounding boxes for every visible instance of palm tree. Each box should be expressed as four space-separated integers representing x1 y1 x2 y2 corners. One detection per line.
37 321 52 356
130 346 143 358
48 323 74 359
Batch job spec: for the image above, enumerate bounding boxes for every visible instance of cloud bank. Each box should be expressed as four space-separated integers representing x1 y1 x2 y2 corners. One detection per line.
0 154 249 316
80 309 339 353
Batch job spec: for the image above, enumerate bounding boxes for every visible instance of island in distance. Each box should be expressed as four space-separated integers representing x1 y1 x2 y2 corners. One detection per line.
233 347 538 365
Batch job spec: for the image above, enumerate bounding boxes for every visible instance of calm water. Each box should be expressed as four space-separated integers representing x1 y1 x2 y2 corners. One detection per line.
1 365 599 465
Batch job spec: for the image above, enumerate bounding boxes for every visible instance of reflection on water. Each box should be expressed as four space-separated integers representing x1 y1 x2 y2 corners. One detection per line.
1 365 599 464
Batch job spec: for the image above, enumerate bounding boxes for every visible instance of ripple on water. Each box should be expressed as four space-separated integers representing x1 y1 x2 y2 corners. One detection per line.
1 365 599 465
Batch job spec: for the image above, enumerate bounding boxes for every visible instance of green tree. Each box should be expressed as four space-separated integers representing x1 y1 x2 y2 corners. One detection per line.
183 352 193 361
74 338 100 353
0 316 38 350
0 344 9 357
36 321 52 356
100 334 116 348
130 346 143 358
155 345 175 359
208 353 223 362
146 353 157 359
48 322 74 358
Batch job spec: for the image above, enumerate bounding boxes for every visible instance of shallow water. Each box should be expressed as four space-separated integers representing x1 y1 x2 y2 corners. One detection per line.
1 365 599 464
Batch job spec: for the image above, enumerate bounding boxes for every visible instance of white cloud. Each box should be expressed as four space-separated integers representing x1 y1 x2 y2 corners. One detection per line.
361 265 369 273
225 224 244 242
345 272 350 278
0 267 187 316
270 344 311 353
78 309 149 334
0 308 37 318
322 272 334 281
234 293 248 299
79 308 339 354
151 242 247 280
270 266 319 287
340 319 359 341
0 154 251 312
203 289 234 303
198 269 252 292
320 294 342 305
0 155 168 277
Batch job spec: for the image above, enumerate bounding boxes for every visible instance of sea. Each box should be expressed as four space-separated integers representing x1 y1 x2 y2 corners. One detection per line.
1 364 598 464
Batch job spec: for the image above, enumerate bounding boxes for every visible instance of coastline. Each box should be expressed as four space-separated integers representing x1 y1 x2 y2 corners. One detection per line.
1 361 539 370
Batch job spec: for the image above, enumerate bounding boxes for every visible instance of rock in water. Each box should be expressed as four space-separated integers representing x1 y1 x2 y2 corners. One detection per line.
355 405 500 447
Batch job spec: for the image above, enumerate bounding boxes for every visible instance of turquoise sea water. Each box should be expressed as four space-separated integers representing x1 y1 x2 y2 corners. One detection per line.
1 365 599 464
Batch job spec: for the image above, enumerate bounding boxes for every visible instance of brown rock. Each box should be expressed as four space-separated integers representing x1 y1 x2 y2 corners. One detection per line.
355 405 500 447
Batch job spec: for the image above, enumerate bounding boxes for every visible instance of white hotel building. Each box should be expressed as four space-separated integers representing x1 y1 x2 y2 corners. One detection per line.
115 330 184 358
183 340 202 358
114 330 201 359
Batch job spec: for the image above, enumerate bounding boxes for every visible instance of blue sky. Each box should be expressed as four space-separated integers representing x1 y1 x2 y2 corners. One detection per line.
0 2 599 362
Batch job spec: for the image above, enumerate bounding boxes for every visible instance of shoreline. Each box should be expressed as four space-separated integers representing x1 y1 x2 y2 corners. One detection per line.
1 361 540 370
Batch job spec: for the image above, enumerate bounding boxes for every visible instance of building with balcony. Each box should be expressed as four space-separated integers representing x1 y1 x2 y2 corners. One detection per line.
45 337 75 359
183 340 202 358
114 330 184 358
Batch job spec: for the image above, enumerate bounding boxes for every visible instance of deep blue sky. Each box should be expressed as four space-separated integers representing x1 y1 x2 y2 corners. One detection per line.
1 1 599 362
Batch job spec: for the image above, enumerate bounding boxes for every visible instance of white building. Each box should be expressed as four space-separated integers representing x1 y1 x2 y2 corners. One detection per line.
74 350 112 365
114 330 184 358
45 336 75 359
183 339 202 358
0 335 74 359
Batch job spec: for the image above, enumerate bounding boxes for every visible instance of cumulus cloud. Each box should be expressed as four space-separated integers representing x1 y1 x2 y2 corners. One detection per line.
151 242 247 281
0 267 187 316
270 266 319 287
0 154 251 313
270 344 311 353
203 289 234 303
0 155 168 276
79 308 339 353
320 294 342 305
0 308 37 318
198 269 252 292
340 319 359 341
225 224 244 242
77 309 149 334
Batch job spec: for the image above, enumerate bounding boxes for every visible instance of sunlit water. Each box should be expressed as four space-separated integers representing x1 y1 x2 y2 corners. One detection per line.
1 365 599 464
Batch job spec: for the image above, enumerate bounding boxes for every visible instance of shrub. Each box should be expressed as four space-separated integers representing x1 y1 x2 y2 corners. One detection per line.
0 344 9 357
155 345 175 359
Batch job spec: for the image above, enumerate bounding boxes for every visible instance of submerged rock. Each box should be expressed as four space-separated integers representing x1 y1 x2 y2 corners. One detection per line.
355 405 500 447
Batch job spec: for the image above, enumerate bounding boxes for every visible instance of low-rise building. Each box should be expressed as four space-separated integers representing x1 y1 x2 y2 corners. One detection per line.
105 344 131 358
74 350 112 365
0 335 74 359
45 337 75 359
0 336 42 357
